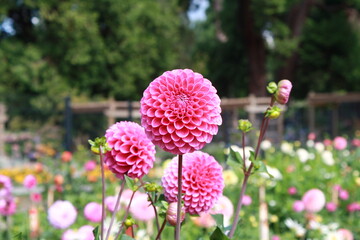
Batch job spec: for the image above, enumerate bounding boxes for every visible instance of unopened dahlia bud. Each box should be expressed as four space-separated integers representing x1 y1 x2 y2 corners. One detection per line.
266 82 278 94
166 202 185 226
274 80 292 104
124 218 136 227
238 119 253 133
265 106 281 119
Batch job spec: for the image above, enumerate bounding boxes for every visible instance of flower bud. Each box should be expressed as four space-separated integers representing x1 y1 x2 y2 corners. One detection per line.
166 202 185 226
238 119 253 133
144 183 162 193
265 106 281 119
274 79 292 104
124 218 135 227
266 82 278 94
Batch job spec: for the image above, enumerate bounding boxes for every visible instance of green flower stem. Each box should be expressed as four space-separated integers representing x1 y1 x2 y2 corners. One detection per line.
115 183 144 239
175 154 183 240
228 97 275 239
105 180 125 240
99 147 106 240
156 219 167 240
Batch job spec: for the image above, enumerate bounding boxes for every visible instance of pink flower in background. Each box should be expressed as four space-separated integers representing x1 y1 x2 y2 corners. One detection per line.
307 132 316 140
84 202 102 223
347 202 360 212
0 175 12 197
274 79 292 104
162 151 224 214
191 212 215 228
351 139 360 147
0 198 17 216
84 160 97 171
333 136 347 150
272 236 281 240
61 151 73 162
333 184 341 191
129 192 155 222
30 193 42 203
337 229 354 240
323 139 332 147
292 200 305 212
105 196 117 212
288 187 297 195
23 174 37 189
209 195 234 222
325 202 337 212
242 195 252 206
140 69 222 155
104 121 156 179
48 200 77 229
339 189 349 200
301 189 325 213
62 225 94 240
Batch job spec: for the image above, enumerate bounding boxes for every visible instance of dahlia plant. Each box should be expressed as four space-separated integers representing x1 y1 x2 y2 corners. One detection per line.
88 70 292 240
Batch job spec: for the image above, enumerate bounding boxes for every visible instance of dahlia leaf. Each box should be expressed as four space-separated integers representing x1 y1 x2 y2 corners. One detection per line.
257 161 274 178
13 232 24 240
249 150 255 162
119 235 135 240
228 147 243 165
211 214 224 231
210 227 230 240
124 175 136 191
92 226 100 240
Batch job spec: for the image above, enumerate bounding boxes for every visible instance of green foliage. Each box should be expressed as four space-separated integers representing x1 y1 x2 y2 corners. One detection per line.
210 227 230 240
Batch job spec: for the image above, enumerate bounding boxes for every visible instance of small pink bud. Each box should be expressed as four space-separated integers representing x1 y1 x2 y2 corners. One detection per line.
292 200 305 212
242 195 252 206
333 136 347 150
288 187 297 195
275 79 292 104
339 189 349 200
166 202 185 226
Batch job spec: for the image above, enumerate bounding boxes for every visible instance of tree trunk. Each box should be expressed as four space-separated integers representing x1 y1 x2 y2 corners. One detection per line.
239 0 267 96
278 0 317 80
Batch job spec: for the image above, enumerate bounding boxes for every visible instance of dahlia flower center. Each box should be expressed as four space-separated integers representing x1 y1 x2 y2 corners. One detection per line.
173 93 190 109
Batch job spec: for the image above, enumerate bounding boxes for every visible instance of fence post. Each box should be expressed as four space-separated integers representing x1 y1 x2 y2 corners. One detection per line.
0 104 7 157
64 97 72 151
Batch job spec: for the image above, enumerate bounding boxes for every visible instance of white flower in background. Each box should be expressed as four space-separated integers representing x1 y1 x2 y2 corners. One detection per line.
322 151 335 166
309 153 315 160
103 217 120 239
324 231 342 240
303 165 312 171
306 140 315 148
136 229 151 240
260 140 272 151
281 142 294 155
315 142 325 153
342 150 350 157
285 218 306 237
296 148 309 163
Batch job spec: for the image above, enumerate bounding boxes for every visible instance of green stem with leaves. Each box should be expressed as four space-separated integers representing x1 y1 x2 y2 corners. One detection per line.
175 154 183 240
99 147 106 240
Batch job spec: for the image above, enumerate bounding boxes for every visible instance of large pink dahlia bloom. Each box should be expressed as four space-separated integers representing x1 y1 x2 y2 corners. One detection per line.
104 121 156 179
161 151 224 214
140 69 222 155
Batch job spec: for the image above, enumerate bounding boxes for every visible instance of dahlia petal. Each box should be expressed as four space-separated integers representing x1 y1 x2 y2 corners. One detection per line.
176 128 189 138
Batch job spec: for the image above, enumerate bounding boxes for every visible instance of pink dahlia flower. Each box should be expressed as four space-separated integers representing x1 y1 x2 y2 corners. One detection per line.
84 202 102 223
301 189 325 213
333 136 347 150
48 200 77 229
30 193 42 203
337 229 354 240
339 189 349 200
140 69 222 155
288 186 297 195
325 202 337 212
347 202 360 212
292 200 305 212
0 198 17 216
129 192 155 222
62 225 94 240
242 195 252 206
105 196 117 212
23 174 37 189
104 121 156 179
274 80 292 104
166 202 186 226
84 160 97 171
0 175 12 198
161 151 224 214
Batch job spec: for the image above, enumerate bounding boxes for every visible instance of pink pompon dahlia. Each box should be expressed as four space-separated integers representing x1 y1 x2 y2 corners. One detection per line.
0 175 12 198
23 174 37 190
83 202 102 223
301 188 325 213
161 151 224 214
140 69 222 155
104 121 156 179
275 79 292 104
48 200 77 229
